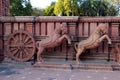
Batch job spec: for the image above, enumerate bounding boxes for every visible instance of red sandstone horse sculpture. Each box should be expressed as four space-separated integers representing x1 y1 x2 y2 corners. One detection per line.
36 23 71 63
75 23 112 64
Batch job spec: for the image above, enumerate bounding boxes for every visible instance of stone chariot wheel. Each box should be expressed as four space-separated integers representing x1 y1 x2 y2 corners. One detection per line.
7 30 36 62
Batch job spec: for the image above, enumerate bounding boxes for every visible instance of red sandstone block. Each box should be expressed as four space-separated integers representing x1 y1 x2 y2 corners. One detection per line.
13 23 19 31
26 23 33 34
4 23 11 35
41 23 46 36
35 23 40 35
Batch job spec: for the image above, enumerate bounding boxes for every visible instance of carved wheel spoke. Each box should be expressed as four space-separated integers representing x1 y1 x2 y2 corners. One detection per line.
8 44 19 48
11 37 17 43
19 50 23 59
24 36 30 44
7 30 35 62
24 44 34 48
25 39 33 45
10 48 19 55
23 48 30 57
12 49 19 57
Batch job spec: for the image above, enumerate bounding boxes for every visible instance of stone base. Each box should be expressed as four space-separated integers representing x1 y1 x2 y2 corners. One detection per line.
33 59 120 71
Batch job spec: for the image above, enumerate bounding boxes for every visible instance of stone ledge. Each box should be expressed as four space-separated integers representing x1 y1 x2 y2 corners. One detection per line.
0 16 120 22
33 59 120 71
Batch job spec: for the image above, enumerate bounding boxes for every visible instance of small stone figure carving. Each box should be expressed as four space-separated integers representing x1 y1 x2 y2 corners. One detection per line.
75 23 112 64
36 23 71 63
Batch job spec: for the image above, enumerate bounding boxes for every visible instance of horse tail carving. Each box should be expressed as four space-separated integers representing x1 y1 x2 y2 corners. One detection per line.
74 43 78 51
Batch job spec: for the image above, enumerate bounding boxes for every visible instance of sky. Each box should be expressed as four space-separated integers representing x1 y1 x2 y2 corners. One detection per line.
30 0 57 8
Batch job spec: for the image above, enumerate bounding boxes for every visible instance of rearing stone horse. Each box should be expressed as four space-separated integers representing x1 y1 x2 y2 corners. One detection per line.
36 23 71 63
75 23 112 64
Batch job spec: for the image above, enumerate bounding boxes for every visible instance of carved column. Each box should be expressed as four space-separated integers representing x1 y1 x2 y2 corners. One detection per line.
0 0 10 62
0 0 2 16
0 0 10 16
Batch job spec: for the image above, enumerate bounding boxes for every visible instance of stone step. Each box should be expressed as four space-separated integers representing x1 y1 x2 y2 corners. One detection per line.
33 59 120 71
34 62 120 71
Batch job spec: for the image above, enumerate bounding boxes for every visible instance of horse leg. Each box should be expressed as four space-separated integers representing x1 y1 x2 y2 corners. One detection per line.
99 34 111 44
58 34 71 44
105 35 112 44
76 47 84 64
37 47 44 63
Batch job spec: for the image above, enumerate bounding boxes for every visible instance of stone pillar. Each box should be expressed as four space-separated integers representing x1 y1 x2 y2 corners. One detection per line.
0 0 10 62
0 0 10 16
0 0 2 16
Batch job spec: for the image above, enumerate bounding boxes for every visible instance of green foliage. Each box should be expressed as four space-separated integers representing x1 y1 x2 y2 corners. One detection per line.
10 0 32 16
80 0 118 16
54 0 65 16
64 0 79 16
107 0 120 15
32 8 43 16
107 5 118 16
10 0 119 16
80 0 96 16
64 0 71 16
43 0 119 16
43 2 56 16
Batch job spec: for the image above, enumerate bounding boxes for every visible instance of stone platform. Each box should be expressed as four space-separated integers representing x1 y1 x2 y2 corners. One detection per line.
33 59 120 71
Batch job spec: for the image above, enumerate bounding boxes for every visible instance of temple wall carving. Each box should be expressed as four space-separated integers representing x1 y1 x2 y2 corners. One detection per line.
0 16 120 62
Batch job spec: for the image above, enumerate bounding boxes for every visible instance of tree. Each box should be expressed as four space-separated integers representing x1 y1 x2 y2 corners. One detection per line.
10 0 32 16
93 0 108 16
54 0 65 16
80 0 118 16
64 0 79 16
94 0 118 16
107 0 120 15
43 2 56 16
43 0 119 16
81 0 96 16
71 0 80 16
107 5 118 16
32 8 43 16
23 0 32 16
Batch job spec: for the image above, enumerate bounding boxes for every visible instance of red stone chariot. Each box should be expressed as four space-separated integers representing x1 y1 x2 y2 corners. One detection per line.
36 23 71 63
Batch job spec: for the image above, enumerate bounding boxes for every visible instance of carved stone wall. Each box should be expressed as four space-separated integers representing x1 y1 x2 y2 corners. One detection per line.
0 16 120 62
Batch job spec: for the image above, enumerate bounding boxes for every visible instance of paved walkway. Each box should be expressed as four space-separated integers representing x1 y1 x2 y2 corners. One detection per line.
0 60 120 80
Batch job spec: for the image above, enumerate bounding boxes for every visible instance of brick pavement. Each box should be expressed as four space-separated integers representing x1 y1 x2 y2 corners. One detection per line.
0 60 120 80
